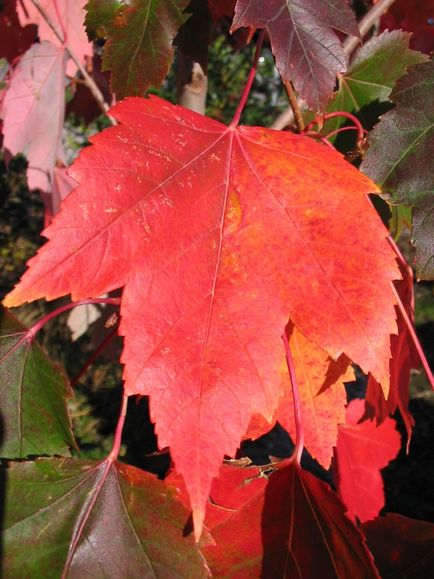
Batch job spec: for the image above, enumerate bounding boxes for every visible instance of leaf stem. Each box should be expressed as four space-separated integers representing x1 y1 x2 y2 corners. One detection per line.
230 30 265 128
390 282 434 390
304 111 365 150
282 331 304 464
28 298 121 338
283 80 305 132
29 0 112 118
70 325 119 387
108 391 129 461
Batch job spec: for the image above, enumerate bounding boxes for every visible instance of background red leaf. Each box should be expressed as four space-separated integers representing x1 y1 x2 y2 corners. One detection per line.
335 399 401 523
366 258 419 443
0 0 36 63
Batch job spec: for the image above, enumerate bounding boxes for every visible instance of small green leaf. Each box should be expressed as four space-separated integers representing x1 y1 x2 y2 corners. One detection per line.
0 306 75 458
323 30 427 137
86 0 190 97
84 0 121 40
3 458 209 577
361 60 434 280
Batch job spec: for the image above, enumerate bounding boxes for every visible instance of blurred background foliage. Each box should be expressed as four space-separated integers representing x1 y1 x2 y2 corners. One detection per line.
0 29 433 518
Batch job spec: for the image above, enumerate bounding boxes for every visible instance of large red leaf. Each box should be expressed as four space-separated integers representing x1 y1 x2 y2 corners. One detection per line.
231 0 359 110
169 462 380 577
245 324 353 468
4 95 399 536
2 41 66 194
335 399 401 523
17 0 92 73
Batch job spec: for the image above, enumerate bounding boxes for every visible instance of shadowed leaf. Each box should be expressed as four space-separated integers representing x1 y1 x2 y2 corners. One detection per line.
361 60 434 279
363 514 434 578
335 399 401 523
3 458 209 577
0 306 75 458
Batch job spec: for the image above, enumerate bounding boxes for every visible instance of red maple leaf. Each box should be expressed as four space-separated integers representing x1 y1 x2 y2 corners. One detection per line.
335 398 401 523
4 95 399 536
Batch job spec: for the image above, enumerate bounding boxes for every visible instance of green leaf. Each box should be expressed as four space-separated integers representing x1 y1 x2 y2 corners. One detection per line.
0 307 75 458
323 30 427 137
3 458 209 577
361 60 434 280
413 199 434 279
84 0 121 40
86 0 190 97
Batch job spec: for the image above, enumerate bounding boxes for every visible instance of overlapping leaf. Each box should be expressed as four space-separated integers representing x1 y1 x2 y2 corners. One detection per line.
366 259 418 443
323 30 427 138
2 41 66 195
4 95 399 536
169 462 380 577
85 0 190 97
231 0 359 110
245 324 353 468
17 0 92 73
0 306 75 458
3 458 209 577
361 60 434 280
335 399 401 523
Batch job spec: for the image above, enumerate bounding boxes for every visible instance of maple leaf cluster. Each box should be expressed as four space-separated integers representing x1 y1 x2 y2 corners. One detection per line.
0 0 433 575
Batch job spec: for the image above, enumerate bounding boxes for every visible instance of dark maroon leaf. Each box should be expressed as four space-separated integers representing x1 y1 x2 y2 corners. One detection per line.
3 458 210 577
0 306 75 458
363 514 434 578
231 0 359 110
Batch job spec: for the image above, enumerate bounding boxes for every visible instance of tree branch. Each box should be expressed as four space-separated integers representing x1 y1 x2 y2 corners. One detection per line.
283 80 305 132
30 0 112 119
343 0 399 58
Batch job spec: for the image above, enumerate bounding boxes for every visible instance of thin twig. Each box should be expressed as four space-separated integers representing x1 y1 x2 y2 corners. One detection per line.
231 30 265 127
343 0 399 58
283 79 304 132
70 325 119 387
108 391 129 460
30 0 112 118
